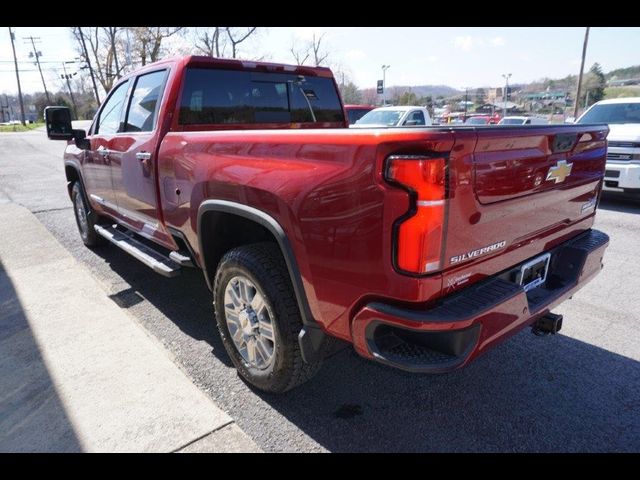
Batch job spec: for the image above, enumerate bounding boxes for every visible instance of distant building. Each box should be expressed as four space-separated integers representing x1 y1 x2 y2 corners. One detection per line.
0 97 37 123
520 90 567 102
477 101 521 114
486 87 503 104
607 78 640 87
518 90 569 112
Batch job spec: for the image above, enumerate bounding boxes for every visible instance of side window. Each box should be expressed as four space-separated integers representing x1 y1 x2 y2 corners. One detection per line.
96 81 130 135
405 110 426 125
124 70 168 132
524 119 531 125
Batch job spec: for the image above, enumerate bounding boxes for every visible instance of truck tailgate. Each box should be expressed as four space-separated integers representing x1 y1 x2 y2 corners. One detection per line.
441 124 608 292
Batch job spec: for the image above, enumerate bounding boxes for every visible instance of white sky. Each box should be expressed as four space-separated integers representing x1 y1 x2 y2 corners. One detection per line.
1 27 639 95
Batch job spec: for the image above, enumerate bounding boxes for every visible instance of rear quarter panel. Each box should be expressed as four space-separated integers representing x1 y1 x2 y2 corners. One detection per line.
157 128 453 339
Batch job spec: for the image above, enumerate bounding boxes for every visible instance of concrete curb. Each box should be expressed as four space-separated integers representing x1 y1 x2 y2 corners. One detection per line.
0 203 261 453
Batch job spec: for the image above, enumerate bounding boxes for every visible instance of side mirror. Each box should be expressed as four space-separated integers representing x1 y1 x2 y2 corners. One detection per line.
404 119 420 126
45 106 90 149
45 106 73 140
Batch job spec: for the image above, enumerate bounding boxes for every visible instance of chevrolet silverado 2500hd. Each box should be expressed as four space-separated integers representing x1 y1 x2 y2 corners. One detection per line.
45 56 610 393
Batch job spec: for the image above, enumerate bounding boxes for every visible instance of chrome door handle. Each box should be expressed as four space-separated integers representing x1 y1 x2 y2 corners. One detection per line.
136 152 152 161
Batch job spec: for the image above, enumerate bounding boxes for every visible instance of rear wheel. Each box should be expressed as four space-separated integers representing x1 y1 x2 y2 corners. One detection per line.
213 243 321 393
71 182 105 247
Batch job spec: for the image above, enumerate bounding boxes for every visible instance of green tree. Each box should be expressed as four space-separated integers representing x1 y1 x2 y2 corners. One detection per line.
397 91 418 105
589 63 606 104
339 82 362 104
475 88 486 105
34 92 71 121
579 63 606 107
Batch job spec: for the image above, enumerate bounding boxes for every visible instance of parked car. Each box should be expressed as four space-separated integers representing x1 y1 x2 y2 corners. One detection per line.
498 116 548 125
344 104 375 125
351 106 432 127
465 114 501 125
577 97 640 197
45 55 609 393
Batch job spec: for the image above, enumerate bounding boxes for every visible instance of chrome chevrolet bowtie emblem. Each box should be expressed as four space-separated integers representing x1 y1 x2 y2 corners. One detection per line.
546 160 573 184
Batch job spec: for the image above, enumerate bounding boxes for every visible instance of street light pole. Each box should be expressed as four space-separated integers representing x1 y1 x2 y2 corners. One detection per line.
502 73 512 118
382 65 390 106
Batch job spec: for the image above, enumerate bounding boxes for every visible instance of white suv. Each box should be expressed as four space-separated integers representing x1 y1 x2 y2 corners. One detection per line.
577 97 640 196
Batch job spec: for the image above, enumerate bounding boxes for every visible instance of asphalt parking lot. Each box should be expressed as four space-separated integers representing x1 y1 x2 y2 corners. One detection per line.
1 128 639 452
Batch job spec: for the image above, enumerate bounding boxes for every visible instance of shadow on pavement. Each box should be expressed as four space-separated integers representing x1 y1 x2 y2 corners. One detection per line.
599 194 640 214
91 244 640 452
0 261 82 452
89 244 233 368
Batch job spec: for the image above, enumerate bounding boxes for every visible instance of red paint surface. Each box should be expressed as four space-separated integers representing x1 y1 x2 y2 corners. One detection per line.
63 56 609 368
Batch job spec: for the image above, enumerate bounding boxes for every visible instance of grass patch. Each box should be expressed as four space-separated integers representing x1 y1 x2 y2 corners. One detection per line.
0 122 44 133
604 86 640 99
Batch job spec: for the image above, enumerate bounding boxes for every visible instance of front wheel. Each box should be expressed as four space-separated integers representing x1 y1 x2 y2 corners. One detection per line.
213 243 321 393
71 181 105 247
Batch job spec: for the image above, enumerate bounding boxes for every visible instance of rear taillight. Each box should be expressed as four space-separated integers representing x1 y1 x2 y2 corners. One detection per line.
385 155 447 274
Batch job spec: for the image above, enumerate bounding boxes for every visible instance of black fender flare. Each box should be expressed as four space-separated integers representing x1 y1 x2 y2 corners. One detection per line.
64 160 92 208
197 200 328 363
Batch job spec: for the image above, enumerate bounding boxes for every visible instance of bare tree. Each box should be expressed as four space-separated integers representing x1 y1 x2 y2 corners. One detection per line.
290 44 310 65
195 27 226 57
310 33 329 66
72 27 126 94
225 27 257 58
105 27 121 80
129 27 184 66
289 32 330 66
361 88 379 106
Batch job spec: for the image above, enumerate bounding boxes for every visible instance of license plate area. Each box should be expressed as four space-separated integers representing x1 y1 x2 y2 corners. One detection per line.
515 253 551 292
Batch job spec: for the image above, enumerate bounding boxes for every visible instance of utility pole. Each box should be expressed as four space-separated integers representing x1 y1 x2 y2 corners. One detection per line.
574 27 590 119
8 27 26 125
61 62 79 119
78 27 101 105
502 73 512 118
463 87 469 121
24 36 50 103
382 65 390 106
1 94 8 123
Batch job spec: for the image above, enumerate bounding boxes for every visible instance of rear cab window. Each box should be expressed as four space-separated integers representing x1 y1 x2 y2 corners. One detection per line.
178 68 345 126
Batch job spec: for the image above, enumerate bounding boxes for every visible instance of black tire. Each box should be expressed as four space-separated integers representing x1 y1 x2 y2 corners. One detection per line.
71 181 105 247
213 242 321 393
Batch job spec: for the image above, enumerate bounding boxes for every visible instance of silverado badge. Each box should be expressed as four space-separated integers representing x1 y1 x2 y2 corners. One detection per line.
546 160 573 184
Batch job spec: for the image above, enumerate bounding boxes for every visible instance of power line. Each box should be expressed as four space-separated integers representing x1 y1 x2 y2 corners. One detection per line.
0 67 66 73
0 60 80 64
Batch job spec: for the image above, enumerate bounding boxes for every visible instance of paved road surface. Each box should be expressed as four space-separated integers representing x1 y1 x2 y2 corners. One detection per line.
1 128 638 452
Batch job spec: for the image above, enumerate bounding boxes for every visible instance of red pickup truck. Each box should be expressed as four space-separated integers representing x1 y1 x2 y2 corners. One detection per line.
45 56 609 393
